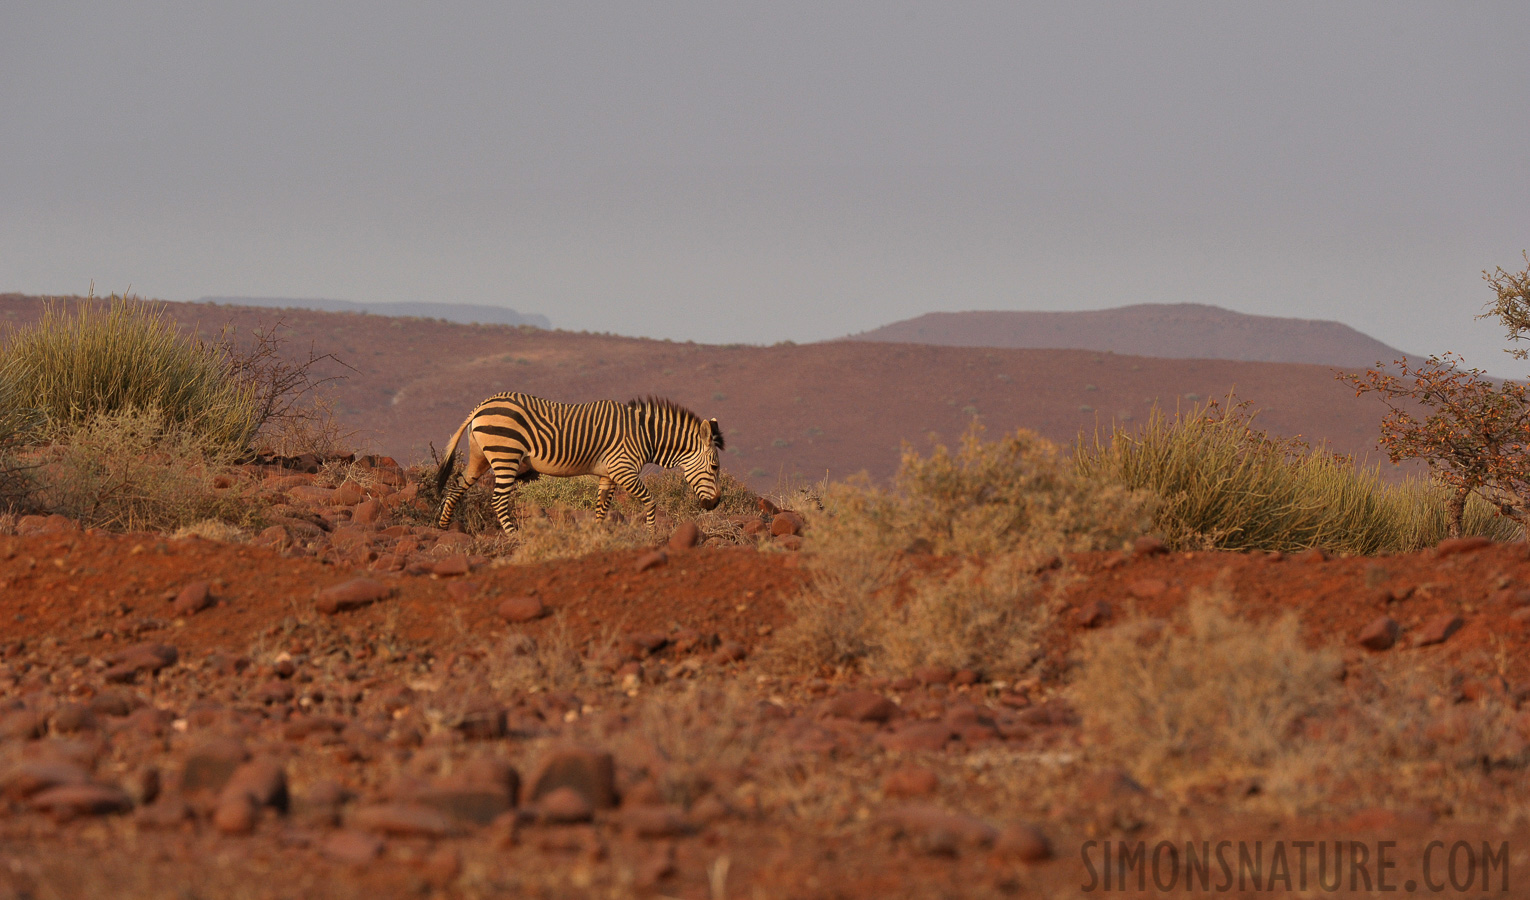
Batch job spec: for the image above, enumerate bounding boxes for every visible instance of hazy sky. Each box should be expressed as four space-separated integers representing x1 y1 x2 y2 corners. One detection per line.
3 3 1527 370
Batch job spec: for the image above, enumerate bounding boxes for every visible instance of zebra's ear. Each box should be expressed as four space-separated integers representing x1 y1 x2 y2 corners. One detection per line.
707 418 725 451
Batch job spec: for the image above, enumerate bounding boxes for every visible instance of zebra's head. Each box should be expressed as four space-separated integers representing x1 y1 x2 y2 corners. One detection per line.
680 416 726 510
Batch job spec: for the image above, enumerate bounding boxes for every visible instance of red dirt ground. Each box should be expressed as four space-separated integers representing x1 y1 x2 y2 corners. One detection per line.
4 520 1530 898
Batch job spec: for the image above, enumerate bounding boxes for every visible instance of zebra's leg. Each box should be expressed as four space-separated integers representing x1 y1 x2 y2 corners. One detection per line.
611 470 657 527
440 437 493 529
486 451 528 535
593 475 616 522
436 474 470 528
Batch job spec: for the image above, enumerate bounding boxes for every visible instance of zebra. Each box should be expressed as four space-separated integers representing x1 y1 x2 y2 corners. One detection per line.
433 392 725 534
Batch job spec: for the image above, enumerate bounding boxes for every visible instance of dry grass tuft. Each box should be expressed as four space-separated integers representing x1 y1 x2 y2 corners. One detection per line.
1073 589 1342 794
771 424 1128 677
504 517 657 565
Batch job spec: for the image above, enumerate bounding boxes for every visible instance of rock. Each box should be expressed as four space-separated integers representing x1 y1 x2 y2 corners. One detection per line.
709 641 747 664
50 703 98 734
422 846 462 884
2 759 92 800
1079 768 1146 803
257 680 296 704
316 578 392 614
877 804 997 855
135 797 193 829
826 691 899 723
1126 578 1168 600
994 822 1052 862
212 793 258 834
455 706 507 740
0 708 44 741
536 786 594 824
16 514 79 536
331 481 366 506
414 786 514 826
1295 547 1330 563
953 669 980 686
1130 535 1168 557
1414 614 1465 647
103 642 179 683
498 596 548 623
350 802 459 837
668 522 701 551
352 498 384 526
742 519 769 537
1358 615 1401 651
287 485 336 505
1435 535 1493 557
527 747 618 809
618 804 690 838
322 830 386 865
1073 600 1111 628
181 737 250 797
773 534 803 551
222 758 289 811
771 512 805 537
125 767 160 805
172 581 213 616
433 554 470 577
876 721 955 753
87 691 135 718
29 783 133 819
634 550 668 572
914 665 954 686
882 766 939 798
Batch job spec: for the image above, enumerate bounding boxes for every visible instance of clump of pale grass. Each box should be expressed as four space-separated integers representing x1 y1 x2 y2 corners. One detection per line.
29 407 261 532
771 424 1130 677
1073 589 1342 795
505 517 656 565
1076 397 1519 553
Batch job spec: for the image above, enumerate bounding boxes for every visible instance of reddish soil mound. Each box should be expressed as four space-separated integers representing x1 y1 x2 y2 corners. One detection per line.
1 295 1409 488
847 302 1409 368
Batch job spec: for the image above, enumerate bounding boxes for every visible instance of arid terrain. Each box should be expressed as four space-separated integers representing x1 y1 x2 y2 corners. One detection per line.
2 296 1416 487
2 296 1525 899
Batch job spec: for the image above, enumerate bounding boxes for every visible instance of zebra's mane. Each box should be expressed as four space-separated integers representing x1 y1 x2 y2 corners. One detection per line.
625 396 725 450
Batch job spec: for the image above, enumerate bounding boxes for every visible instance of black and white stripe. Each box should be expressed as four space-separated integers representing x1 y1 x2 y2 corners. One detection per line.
434 393 725 533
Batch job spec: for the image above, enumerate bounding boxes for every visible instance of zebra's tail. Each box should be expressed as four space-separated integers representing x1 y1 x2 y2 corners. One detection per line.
434 409 476 496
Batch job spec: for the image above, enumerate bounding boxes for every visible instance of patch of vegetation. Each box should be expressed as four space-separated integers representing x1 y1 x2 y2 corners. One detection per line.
1075 398 1518 554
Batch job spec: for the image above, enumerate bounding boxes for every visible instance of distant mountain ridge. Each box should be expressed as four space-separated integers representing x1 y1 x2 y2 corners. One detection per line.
846 303 1408 368
198 296 550 329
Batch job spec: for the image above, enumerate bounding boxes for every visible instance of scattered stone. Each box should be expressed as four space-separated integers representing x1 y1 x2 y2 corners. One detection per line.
171 581 213 616
322 830 386 865
88 691 135 718
2 759 92 800
29 783 133 819
1073 600 1111 629
257 680 296 704
1079 769 1146 804
433 554 471 577
103 642 179 683
498 596 548 623
1126 578 1168 600
414 786 514 826
125 767 160 805
876 722 955 753
882 766 939 798
135 797 193 829
331 481 366 506
50 703 98 734
877 804 997 855
952 669 980 686
709 641 747 664
1414 614 1465 647
537 786 595 824
352 498 384 526
212 792 258 834
913 666 953 686
635 550 669 572
222 758 289 811
1358 616 1401 651
0 708 43 741
773 534 803 551
316 578 392 614
422 846 462 884
826 691 899 723
1295 547 1330 563
771 512 805 537
1435 536 1493 558
668 522 701 551
527 747 617 809
1130 535 1168 557
618 804 690 838
181 737 250 797
350 802 459 837
994 822 1052 862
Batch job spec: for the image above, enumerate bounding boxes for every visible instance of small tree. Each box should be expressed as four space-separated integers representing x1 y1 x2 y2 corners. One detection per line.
1342 253 1530 537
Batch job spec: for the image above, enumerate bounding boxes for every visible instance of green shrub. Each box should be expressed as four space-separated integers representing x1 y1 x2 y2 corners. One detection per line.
1075 399 1519 554
1 295 262 452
